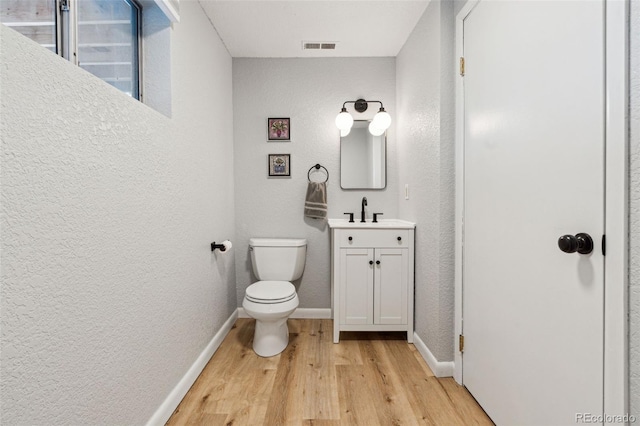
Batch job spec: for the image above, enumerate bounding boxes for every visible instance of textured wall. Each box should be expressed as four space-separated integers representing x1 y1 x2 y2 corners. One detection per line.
396 0 455 362
0 2 236 424
629 0 640 417
233 58 397 308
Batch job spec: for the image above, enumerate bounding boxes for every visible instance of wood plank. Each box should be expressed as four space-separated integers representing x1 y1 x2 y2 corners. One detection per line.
262 322 307 425
335 364 384 425
333 331 364 366
179 412 228 426
166 322 246 424
213 320 279 415
167 320 491 425
382 338 470 425
359 339 420 425
302 320 340 420
439 378 494 425
222 369 277 426
301 420 343 426
167 319 261 424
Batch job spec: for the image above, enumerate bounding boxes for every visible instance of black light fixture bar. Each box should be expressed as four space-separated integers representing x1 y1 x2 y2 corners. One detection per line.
342 99 385 113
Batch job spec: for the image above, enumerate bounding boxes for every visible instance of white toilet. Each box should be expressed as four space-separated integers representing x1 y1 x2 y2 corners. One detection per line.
242 237 307 357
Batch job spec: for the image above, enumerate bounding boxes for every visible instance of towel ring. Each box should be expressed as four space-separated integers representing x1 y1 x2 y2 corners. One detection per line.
308 164 329 183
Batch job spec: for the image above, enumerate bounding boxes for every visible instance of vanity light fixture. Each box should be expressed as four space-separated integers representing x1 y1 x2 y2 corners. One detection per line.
335 99 391 135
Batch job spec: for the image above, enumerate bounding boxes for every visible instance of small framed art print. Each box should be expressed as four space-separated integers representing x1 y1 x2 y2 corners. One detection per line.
268 154 291 177
268 118 290 141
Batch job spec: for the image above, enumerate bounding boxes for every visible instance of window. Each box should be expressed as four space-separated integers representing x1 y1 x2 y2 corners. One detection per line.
1 0 57 53
1 0 141 99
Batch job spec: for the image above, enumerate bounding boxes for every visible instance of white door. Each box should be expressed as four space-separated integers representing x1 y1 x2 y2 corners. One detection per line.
340 248 374 325
374 249 408 325
462 1 605 424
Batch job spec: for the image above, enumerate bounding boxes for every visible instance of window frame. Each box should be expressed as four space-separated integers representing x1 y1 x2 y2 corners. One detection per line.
54 0 142 100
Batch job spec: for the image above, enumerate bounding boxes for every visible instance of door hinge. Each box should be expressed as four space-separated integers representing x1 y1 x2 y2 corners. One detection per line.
459 57 465 76
459 334 465 352
60 0 70 12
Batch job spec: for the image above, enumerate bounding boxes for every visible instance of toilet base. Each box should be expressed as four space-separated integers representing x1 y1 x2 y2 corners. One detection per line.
242 295 299 357
253 318 290 357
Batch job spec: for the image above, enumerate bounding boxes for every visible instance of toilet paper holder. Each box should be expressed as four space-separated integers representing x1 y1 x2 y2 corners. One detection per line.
211 240 232 252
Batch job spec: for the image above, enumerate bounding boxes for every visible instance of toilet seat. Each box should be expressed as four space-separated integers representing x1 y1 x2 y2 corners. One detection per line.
245 281 296 304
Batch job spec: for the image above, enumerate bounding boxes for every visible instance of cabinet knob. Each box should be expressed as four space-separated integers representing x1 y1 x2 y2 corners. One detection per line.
348 236 353 241
376 260 381 265
397 236 402 241
369 260 373 265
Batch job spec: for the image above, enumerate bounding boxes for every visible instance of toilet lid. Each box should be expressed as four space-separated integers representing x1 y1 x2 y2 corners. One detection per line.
245 281 296 304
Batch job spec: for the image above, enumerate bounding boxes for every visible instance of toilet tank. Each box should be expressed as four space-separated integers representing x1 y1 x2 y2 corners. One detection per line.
249 238 307 281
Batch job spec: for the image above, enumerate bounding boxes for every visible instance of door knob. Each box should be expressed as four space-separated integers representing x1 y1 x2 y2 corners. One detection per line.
369 260 373 265
558 233 594 255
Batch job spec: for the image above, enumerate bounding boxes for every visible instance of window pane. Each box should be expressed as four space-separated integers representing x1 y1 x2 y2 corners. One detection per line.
0 0 57 53
77 0 139 99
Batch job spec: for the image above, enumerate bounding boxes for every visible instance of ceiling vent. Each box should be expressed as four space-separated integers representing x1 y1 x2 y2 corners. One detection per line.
302 41 338 50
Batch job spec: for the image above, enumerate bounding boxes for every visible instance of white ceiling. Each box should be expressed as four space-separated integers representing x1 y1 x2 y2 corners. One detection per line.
198 1 431 58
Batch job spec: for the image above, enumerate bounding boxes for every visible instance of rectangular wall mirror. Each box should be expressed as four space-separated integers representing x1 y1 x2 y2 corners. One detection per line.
340 120 387 189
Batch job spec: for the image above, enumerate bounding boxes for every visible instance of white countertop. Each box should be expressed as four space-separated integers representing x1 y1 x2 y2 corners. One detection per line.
327 218 416 229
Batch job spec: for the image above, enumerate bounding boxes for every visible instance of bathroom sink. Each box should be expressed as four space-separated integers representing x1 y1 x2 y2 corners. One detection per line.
327 218 416 229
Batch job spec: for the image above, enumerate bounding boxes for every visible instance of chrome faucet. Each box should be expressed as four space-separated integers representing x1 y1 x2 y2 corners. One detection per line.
361 197 367 223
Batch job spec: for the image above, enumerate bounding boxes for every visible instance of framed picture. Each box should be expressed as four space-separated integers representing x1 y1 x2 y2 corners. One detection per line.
268 154 291 177
268 118 290 141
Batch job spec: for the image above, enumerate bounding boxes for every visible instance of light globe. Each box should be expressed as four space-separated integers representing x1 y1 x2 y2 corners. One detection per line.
372 109 391 130
335 109 354 131
369 122 385 136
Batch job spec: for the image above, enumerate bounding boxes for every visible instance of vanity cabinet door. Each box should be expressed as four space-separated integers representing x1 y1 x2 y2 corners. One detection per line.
374 249 408 325
339 248 374 325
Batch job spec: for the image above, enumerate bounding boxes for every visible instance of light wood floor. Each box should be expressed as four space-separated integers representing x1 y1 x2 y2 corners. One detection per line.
167 319 493 425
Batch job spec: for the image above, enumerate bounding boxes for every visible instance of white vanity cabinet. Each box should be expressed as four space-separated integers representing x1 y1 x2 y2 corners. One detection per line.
328 220 415 343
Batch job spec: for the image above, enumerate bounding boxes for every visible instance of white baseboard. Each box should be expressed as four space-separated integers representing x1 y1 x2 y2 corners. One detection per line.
413 332 455 378
237 307 332 319
291 308 332 319
146 309 239 426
